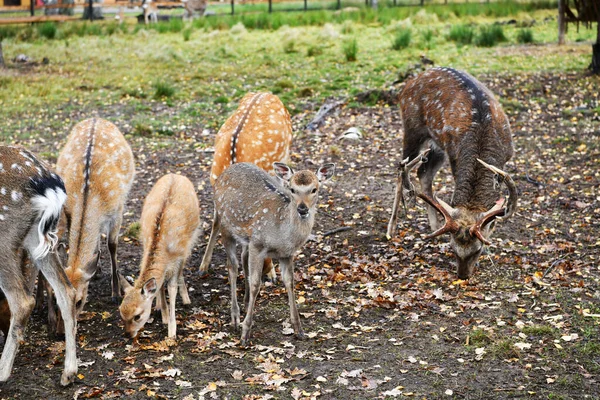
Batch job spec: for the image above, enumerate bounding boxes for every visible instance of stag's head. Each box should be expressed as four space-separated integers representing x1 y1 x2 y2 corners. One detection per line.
414 159 517 279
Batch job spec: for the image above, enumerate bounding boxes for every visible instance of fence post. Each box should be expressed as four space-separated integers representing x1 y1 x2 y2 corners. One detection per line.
393 0 396 6
558 0 565 45
304 0 307 11
88 0 94 20
231 0 234 15
30 0 34 17
268 0 272 13
337 0 341 10
420 0 424 6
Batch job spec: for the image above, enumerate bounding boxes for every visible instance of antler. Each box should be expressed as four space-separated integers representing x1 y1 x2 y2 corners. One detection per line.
470 159 519 244
416 192 460 239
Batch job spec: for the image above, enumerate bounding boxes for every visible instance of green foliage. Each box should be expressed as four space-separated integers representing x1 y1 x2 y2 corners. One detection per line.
422 29 434 45
283 39 297 54
105 22 119 36
183 27 192 42
87 23 103 36
517 28 534 44
306 45 323 57
132 123 152 137
153 80 176 99
521 325 555 337
124 222 141 239
214 96 229 104
0 26 17 41
468 329 492 346
475 25 506 47
343 38 357 62
38 22 57 40
391 28 411 51
448 24 474 45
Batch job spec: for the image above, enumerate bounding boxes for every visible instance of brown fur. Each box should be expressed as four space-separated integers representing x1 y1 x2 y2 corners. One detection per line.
0 297 9 337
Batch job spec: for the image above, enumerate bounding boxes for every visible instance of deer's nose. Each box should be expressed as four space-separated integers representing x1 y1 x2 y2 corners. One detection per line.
297 203 309 218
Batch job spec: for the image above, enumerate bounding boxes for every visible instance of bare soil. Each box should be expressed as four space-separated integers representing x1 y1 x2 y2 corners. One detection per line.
0 71 599 400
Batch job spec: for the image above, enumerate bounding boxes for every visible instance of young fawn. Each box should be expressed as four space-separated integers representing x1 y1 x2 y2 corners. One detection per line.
57 118 135 314
387 67 517 279
119 174 200 339
200 92 293 280
213 162 334 346
0 146 77 386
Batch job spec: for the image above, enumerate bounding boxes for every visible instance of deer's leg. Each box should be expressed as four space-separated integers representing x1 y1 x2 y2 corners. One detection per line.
263 258 276 283
280 257 304 340
177 261 191 305
240 244 264 346
108 210 123 303
199 209 220 277
159 284 168 324
32 251 77 386
223 233 241 330
416 144 446 231
166 275 178 338
0 254 35 383
242 245 249 310
35 269 45 313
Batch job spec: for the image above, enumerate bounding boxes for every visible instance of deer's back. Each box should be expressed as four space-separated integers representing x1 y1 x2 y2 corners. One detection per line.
400 67 512 156
211 92 292 185
141 174 200 267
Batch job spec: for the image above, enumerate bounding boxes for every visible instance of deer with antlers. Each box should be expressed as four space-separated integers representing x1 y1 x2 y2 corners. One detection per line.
56 118 135 316
387 67 517 279
199 92 293 281
0 146 77 386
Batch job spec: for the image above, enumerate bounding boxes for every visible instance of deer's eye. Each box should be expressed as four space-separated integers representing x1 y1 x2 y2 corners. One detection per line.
290 188 296 194
75 300 83 308
311 188 317 194
134 314 141 322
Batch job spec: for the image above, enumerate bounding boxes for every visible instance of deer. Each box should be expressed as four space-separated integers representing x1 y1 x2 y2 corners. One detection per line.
387 67 518 279
199 92 293 282
119 174 200 339
212 161 335 346
0 146 78 386
182 0 207 19
56 118 135 317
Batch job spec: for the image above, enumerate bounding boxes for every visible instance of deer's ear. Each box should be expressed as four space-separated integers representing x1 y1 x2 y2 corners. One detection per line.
273 162 294 181
142 278 158 299
317 163 336 183
82 251 100 281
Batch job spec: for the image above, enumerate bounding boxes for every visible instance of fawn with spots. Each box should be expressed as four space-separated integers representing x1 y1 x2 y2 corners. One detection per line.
200 92 293 281
56 118 135 316
387 67 517 279
119 174 200 339
0 146 78 386
213 162 335 345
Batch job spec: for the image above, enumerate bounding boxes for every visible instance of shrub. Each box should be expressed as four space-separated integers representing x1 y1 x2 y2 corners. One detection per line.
38 22 57 40
343 38 357 62
391 28 411 50
448 24 474 45
422 29 434 46
307 45 323 57
105 22 119 36
153 80 176 99
87 23 103 36
283 39 297 54
475 25 506 47
517 28 534 44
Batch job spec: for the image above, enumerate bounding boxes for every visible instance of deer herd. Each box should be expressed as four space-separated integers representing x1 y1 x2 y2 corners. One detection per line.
0 67 518 385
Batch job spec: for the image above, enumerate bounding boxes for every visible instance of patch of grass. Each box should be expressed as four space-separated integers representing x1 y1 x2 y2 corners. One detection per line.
468 328 492 346
182 27 192 42
283 39 297 54
87 24 103 36
37 22 57 40
306 45 323 57
521 325 555 337
124 221 141 239
422 28 434 47
343 38 357 62
329 144 342 156
577 340 600 356
490 339 520 359
214 96 229 104
153 80 176 99
475 24 506 47
391 28 411 51
105 22 119 36
132 123 152 137
448 24 474 45
517 28 534 44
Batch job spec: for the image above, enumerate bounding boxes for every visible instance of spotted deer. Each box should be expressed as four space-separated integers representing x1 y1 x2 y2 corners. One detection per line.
213 162 334 345
57 118 135 315
200 92 293 281
0 146 77 386
387 67 517 279
119 174 200 339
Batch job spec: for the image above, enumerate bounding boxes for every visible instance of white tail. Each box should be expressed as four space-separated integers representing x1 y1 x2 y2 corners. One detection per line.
0 145 78 386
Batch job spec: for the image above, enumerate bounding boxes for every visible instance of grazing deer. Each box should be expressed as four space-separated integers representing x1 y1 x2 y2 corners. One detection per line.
57 118 135 315
213 162 334 346
199 92 293 281
119 174 200 339
0 146 77 386
182 0 207 19
387 67 517 279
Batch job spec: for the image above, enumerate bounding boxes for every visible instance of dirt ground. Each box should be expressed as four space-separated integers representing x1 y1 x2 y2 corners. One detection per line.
0 71 599 400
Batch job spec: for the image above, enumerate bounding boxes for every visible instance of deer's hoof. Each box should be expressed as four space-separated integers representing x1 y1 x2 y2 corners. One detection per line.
198 269 210 279
111 296 121 304
60 370 76 386
296 331 307 341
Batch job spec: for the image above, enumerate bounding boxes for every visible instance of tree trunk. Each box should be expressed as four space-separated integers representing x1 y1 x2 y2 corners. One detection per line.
0 41 5 68
558 0 566 45
591 16 600 74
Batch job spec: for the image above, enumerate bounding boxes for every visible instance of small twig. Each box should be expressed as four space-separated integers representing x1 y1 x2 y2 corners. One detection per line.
542 259 564 279
525 173 545 188
322 226 352 238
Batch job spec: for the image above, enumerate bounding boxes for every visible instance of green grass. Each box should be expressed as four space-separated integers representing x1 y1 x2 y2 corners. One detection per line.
475 25 506 47
468 328 492 346
153 80 177 99
517 28 534 44
38 22 57 40
183 27 192 42
448 24 474 45
124 221 141 239
521 325 555 337
343 38 358 62
391 28 412 51
490 339 520 359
